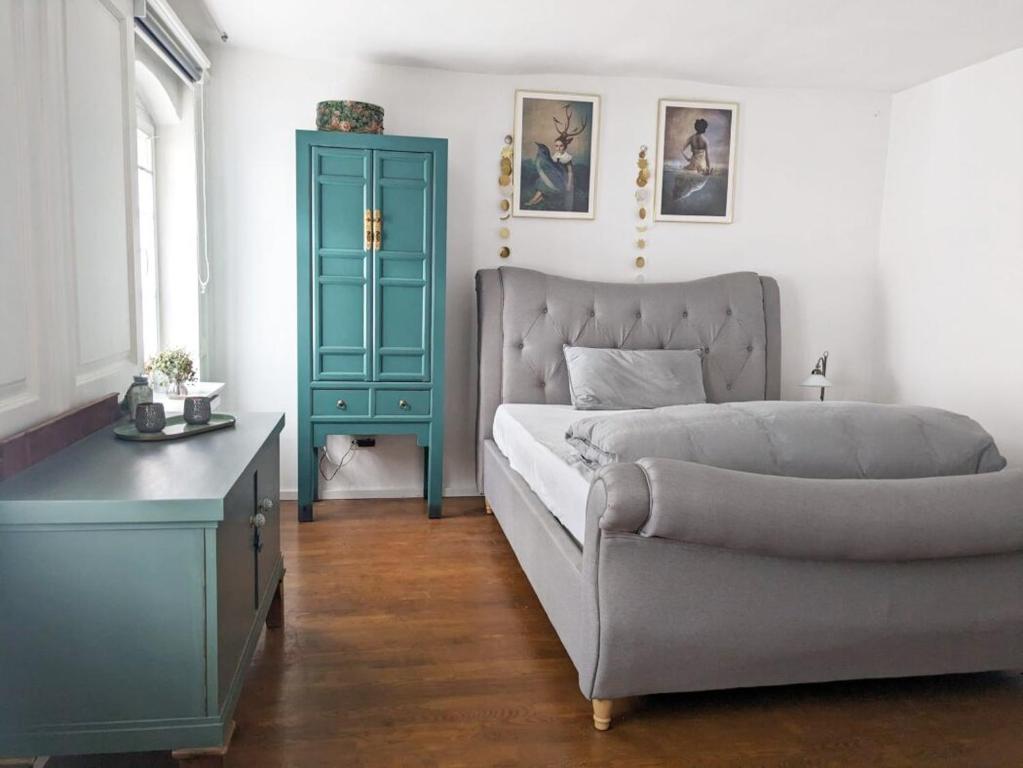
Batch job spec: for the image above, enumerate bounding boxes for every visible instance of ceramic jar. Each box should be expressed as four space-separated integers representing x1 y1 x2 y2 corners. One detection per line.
123 375 153 420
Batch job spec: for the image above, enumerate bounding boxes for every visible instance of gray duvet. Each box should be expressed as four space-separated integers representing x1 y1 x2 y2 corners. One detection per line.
566 401 1006 479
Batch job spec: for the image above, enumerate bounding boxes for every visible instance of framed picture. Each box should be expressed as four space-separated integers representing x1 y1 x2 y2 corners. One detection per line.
513 90 600 219
654 99 738 223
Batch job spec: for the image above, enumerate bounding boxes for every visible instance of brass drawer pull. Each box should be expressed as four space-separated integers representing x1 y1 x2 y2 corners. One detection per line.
336 399 347 410
364 209 372 251
398 398 411 411
373 209 382 247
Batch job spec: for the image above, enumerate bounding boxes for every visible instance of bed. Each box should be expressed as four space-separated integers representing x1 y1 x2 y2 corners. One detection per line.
476 266 1023 731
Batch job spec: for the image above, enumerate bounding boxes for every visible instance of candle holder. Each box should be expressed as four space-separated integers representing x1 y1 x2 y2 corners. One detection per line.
134 402 167 433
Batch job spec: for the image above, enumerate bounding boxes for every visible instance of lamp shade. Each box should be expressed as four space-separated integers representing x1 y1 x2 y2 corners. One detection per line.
800 373 833 389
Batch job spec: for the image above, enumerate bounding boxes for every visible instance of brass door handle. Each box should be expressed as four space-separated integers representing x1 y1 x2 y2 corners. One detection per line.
336 399 347 410
373 209 382 248
398 398 410 411
364 209 372 251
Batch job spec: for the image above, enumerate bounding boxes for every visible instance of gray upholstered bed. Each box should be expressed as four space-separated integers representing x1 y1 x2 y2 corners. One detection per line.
476 266 1023 731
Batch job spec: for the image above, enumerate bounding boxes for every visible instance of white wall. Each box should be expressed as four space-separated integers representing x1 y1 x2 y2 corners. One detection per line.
877 48 1023 462
204 47 891 498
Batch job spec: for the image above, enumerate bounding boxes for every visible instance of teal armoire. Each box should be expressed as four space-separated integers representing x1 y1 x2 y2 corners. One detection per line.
296 131 447 521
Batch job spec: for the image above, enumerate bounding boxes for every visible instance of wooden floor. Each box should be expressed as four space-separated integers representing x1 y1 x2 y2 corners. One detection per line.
51 498 1023 767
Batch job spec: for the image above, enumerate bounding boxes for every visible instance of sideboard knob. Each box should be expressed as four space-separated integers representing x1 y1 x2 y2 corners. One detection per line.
398 398 410 411
258 497 274 513
336 399 347 410
250 512 267 528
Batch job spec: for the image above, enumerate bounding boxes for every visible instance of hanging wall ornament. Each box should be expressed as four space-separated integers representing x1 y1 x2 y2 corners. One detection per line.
633 145 651 271
498 134 514 258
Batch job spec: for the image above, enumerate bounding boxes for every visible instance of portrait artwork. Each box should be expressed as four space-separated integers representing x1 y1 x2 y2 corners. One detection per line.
655 99 737 222
513 90 600 219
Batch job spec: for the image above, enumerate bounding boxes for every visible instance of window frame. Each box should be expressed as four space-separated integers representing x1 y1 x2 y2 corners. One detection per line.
135 103 161 363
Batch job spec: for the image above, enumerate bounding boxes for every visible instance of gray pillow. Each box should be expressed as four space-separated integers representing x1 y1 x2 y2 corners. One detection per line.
563 346 706 410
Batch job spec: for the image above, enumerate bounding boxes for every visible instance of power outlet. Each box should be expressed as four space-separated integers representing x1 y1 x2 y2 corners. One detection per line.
354 437 376 448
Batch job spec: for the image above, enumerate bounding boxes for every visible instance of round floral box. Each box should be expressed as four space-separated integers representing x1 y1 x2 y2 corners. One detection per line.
315 101 384 134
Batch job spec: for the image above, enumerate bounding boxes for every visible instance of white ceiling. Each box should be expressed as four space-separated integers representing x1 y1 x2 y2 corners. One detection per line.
175 0 1023 92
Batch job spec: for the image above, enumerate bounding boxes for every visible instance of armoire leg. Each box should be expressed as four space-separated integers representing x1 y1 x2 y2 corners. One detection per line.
426 435 444 519
422 446 430 500
297 442 317 523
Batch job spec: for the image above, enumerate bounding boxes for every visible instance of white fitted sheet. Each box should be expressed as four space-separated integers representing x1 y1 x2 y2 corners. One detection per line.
492 404 641 544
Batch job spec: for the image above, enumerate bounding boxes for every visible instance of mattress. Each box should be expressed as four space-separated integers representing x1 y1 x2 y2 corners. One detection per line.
491 404 641 544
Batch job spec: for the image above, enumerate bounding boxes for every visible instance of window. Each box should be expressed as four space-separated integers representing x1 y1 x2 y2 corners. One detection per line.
136 109 160 363
133 38 208 381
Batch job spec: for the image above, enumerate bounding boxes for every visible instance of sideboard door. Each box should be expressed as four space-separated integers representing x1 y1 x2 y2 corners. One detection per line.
312 147 373 381
372 150 433 382
254 438 282 606
216 465 257 706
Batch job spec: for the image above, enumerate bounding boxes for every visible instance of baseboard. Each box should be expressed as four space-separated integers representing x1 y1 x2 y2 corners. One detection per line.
280 485 480 501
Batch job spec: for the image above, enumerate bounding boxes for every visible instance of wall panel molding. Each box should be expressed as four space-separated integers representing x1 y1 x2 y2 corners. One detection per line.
0 0 141 438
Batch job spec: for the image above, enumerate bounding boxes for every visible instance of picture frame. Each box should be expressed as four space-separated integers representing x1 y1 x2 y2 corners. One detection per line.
513 90 600 219
654 99 738 223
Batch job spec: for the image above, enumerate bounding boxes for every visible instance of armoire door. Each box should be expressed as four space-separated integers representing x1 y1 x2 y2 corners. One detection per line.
312 147 372 380
372 151 433 382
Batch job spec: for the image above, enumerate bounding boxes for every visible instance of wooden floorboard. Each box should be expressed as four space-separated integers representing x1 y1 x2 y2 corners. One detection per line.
49 497 1023 767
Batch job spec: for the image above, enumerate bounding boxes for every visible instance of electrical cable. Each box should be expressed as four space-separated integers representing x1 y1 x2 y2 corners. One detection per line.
319 440 358 481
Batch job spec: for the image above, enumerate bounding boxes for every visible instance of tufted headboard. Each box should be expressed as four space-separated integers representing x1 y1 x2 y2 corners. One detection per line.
475 267 781 490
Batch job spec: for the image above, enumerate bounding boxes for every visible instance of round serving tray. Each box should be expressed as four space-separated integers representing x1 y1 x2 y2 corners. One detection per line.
114 413 236 442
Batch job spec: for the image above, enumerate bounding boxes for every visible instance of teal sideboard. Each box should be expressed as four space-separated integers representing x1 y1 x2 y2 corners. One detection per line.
0 413 285 763
296 131 448 521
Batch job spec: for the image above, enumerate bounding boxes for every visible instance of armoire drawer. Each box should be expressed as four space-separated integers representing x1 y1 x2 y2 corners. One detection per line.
374 389 431 417
312 388 370 417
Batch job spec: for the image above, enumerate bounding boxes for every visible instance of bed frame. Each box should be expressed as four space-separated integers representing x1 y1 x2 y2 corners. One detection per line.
476 266 1023 730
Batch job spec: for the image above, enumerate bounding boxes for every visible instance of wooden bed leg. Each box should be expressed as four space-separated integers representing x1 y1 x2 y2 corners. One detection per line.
484 499 493 515
592 699 613 731
172 720 235 767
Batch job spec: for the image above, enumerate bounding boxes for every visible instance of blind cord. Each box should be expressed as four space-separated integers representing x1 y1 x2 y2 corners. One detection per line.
197 76 211 295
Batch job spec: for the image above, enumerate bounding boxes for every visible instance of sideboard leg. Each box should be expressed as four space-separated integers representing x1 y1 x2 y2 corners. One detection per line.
266 575 284 629
172 720 235 768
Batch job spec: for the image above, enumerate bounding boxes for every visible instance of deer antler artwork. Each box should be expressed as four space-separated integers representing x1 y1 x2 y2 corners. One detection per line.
552 103 588 147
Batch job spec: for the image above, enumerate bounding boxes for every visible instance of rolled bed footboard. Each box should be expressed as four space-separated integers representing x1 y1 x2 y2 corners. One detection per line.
580 459 1023 701
591 460 1023 561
